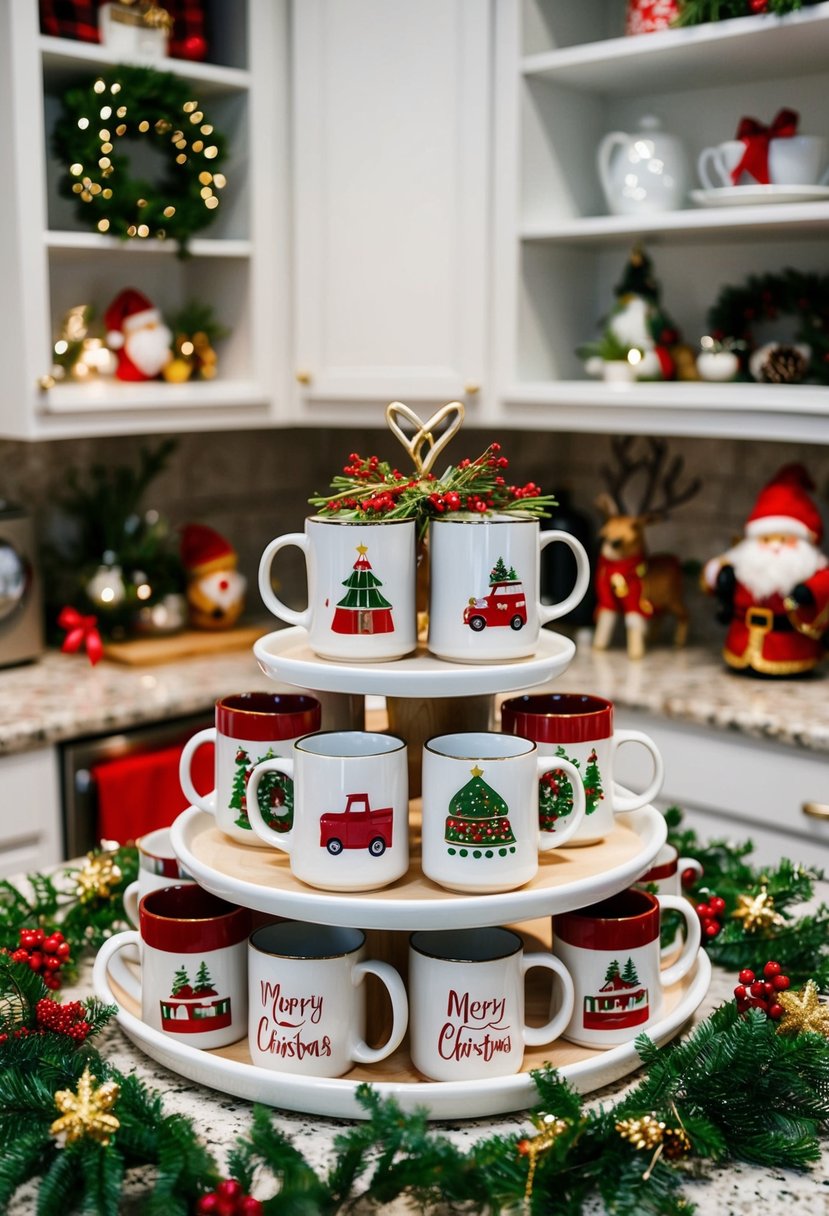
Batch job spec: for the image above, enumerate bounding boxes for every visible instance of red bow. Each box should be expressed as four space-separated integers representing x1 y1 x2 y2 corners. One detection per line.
732 108 799 186
58 606 104 666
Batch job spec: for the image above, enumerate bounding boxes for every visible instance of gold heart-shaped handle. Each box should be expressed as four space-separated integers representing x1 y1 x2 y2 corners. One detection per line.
385 401 465 476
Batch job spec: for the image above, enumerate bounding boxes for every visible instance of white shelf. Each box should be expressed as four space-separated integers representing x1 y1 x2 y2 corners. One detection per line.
40 378 268 414
521 3 829 94
521 202 829 246
46 231 253 259
40 35 251 96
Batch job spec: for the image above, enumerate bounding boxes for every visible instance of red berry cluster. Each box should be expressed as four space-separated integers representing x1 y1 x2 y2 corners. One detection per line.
733 961 791 1020
695 895 725 940
35 998 92 1041
10 928 71 990
196 1179 263 1215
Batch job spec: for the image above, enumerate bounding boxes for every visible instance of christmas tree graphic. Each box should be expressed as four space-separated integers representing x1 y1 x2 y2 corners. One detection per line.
331 544 394 635
489 556 518 583
582 954 649 1031
171 965 193 998
161 960 232 1033
444 765 517 860
230 746 293 833
538 746 604 831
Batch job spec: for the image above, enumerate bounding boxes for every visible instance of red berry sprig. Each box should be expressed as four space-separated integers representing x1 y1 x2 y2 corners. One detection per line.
10 928 71 990
35 998 92 1041
695 894 726 940
733 960 791 1020
196 1179 263 1216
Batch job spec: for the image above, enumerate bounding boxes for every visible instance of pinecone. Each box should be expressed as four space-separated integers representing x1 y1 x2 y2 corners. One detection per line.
758 344 809 384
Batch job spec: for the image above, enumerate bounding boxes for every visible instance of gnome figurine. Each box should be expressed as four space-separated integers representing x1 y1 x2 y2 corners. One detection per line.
180 524 247 630
104 288 172 382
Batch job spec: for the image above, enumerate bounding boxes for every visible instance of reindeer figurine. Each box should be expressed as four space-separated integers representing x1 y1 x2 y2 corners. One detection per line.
593 437 701 660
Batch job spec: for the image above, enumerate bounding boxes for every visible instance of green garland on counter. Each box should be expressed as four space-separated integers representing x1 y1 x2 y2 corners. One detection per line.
0 819 827 1214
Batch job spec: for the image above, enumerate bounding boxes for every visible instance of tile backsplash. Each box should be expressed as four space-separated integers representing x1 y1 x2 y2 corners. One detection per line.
2 427 826 645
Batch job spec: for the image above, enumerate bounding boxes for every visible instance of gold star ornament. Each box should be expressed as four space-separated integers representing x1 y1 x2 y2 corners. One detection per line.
776 979 829 1038
74 851 122 904
731 888 784 934
51 1066 120 1146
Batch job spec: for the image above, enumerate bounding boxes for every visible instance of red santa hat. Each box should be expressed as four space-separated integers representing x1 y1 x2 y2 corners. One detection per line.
745 463 823 543
104 288 161 351
180 524 238 577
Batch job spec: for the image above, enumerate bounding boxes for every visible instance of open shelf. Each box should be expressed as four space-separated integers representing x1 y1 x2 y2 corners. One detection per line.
521 201 829 245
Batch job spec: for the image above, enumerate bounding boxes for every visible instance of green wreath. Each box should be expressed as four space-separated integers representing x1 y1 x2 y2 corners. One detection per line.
52 64 228 256
707 268 829 384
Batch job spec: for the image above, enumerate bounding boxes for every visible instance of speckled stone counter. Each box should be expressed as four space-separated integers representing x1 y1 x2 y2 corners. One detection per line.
1 632 827 757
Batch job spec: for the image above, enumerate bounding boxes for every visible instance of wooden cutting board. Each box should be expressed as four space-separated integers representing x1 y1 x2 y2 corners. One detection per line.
102 624 269 666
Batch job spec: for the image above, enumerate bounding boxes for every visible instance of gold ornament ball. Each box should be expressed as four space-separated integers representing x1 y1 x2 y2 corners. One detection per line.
163 357 193 384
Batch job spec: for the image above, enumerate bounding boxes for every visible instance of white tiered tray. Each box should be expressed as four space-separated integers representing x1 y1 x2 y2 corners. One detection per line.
93 934 710 1120
171 803 666 931
253 626 575 697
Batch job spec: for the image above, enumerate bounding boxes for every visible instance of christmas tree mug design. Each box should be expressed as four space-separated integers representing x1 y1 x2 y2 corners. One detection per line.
93 884 251 1050
501 693 664 845
258 516 417 661
420 732 586 894
248 921 408 1077
409 927 574 1082
245 730 409 892
552 888 701 1048
427 514 590 662
179 692 321 846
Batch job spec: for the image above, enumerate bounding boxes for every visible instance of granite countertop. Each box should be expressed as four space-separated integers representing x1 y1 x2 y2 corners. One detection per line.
0 632 827 757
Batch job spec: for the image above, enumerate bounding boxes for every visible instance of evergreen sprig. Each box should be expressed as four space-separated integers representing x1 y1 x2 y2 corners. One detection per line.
676 0 815 26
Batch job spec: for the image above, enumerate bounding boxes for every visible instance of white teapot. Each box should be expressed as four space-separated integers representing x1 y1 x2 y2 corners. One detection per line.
597 115 690 215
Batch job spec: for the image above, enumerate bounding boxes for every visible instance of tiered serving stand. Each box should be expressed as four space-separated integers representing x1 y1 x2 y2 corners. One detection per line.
96 623 711 1121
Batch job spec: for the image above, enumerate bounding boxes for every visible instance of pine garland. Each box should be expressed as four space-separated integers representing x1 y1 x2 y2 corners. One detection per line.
677 0 818 26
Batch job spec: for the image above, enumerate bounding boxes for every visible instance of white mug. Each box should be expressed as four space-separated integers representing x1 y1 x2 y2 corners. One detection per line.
246 730 409 891
427 513 590 662
123 826 195 927
178 691 321 846
408 927 574 1081
698 135 829 188
420 732 586 894
552 887 701 1048
95 884 252 1050
500 693 664 845
637 842 703 897
258 516 417 661
248 921 408 1077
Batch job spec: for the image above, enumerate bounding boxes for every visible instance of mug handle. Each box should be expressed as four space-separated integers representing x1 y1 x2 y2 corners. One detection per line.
697 147 729 190
537 755 586 849
123 882 140 928
678 856 703 886
93 930 142 1006
245 758 296 853
597 131 629 204
657 895 701 987
522 953 575 1047
179 727 218 816
537 531 591 625
611 731 664 812
258 533 311 628
350 959 409 1064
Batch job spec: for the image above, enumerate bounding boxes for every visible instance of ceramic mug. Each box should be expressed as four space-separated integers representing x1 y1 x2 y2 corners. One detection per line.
500 693 664 845
408 926 574 1081
94 884 251 1049
427 513 590 662
245 730 409 891
552 887 701 1048
248 921 408 1077
179 692 321 847
698 136 829 188
123 826 195 926
636 843 704 955
420 731 586 894
258 516 417 661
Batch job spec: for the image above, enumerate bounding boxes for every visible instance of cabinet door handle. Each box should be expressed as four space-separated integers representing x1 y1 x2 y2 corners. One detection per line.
464 381 480 395
802 802 829 820
295 369 312 385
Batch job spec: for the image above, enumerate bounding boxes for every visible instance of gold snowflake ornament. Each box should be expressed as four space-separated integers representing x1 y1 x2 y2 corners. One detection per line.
51 1066 120 1146
776 979 829 1038
731 888 784 933
74 851 122 904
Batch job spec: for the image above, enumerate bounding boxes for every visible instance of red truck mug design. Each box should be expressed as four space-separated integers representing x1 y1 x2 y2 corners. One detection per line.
463 558 527 633
319 792 394 856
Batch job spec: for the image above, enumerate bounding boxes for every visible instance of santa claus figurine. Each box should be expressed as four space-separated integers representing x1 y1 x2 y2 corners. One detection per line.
703 464 829 677
180 524 247 630
105 288 173 382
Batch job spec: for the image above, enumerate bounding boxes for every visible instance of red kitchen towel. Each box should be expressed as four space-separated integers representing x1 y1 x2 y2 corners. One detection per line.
93 740 214 844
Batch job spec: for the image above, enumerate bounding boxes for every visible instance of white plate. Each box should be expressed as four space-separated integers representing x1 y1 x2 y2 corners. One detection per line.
170 804 666 931
253 627 576 698
691 184 829 207
93 942 710 1120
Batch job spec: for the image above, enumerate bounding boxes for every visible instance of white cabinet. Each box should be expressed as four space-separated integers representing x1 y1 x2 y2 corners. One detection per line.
290 0 491 426
0 748 62 877
613 707 829 870
492 1 829 443
0 0 288 439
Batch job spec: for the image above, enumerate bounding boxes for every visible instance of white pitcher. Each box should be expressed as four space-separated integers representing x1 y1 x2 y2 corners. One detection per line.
597 115 689 215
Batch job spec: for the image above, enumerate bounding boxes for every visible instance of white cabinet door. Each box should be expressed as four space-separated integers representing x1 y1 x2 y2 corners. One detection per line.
292 0 490 416
0 748 62 877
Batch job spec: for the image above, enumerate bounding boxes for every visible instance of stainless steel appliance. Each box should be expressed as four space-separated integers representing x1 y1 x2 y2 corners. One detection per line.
0 501 43 667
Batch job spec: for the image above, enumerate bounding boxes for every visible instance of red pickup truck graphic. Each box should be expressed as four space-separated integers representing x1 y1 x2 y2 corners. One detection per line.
463 580 527 632
319 793 394 856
